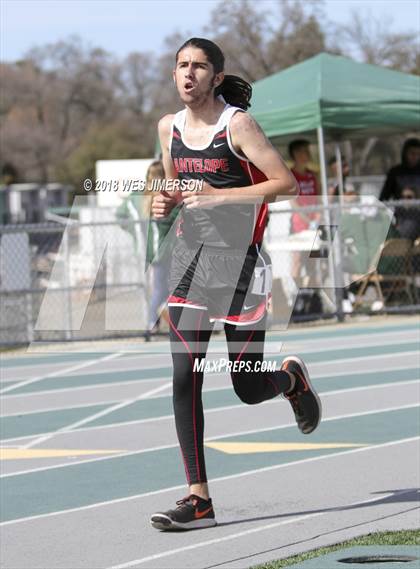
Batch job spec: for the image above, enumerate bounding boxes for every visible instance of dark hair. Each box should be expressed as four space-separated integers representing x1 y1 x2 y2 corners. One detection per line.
401 137 420 165
175 37 252 110
328 155 347 166
288 139 310 160
145 160 165 193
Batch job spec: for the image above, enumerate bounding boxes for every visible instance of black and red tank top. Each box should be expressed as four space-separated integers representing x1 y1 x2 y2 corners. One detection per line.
170 102 268 248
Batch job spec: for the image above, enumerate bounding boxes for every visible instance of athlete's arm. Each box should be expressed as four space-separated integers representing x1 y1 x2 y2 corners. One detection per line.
228 112 298 202
151 114 182 219
183 112 297 209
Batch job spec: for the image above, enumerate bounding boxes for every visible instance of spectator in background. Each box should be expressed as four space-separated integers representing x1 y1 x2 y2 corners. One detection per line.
289 139 320 280
380 138 420 201
0 162 18 224
143 162 179 336
117 161 178 336
394 187 419 242
0 186 10 225
328 155 356 198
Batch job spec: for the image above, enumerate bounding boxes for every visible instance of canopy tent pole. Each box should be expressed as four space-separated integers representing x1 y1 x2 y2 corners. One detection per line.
316 127 344 321
335 144 344 206
334 143 347 320
317 126 329 203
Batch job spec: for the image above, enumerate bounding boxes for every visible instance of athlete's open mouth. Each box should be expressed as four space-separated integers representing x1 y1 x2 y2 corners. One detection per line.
184 81 196 92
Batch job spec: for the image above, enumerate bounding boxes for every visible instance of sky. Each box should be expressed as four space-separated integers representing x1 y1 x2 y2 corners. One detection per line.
1 0 419 62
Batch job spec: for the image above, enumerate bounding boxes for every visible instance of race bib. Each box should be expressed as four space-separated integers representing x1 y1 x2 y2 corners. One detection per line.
251 265 273 295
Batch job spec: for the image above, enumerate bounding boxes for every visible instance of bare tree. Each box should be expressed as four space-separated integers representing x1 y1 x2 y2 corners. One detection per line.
118 51 154 118
1 2 417 187
148 32 191 114
338 11 419 74
205 0 272 81
266 0 328 71
336 10 420 175
0 37 120 182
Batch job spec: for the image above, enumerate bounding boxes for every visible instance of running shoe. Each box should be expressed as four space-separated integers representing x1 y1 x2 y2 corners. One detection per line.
281 356 322 434
150 494 217 531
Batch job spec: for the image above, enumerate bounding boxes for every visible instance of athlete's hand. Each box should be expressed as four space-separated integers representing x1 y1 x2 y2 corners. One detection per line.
151 191 177 218
183 182 224 209
183 194 225 209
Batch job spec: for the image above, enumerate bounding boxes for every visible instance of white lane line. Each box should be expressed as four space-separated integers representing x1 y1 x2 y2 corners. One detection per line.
1 401 419 478
0 346 157 379
1 436 418 528
2 382 419 448
278 334 420 355
0 360 170 385
108 488 420 569
0 353 123 395
2 322 416 370
1 399 124 418
3 332 417 384
320 379 420 397
3 360 417 401
2 379 418 446
21 381 172 450
2 350 418 400
2 374 419 418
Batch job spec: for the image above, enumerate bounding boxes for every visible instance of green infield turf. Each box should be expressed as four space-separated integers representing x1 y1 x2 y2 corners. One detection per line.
253 529 420 568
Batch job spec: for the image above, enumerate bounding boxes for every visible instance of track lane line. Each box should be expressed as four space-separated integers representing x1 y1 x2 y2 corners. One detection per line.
1 401 418 478
1 436 418 527
1 381 418 448
0 353 123 395
107 488 420 569
21 381 173 449
1 399 124 418
2 379 418 447
1 374 418 418
3 332 418 384
1 350 418 399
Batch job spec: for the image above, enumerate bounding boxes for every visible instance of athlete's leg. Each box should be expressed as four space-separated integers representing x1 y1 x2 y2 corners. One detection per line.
224 315 294 404
168 305 214 499
224 315 321 433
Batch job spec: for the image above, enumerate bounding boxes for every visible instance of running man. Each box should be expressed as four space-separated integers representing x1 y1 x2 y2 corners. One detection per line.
150 38 322 531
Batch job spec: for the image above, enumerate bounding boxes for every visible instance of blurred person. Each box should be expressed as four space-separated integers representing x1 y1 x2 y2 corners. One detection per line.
380 138 420 201
328 155 356 199
327 184 361 313
150 37 322 531
393 187 419 242
0 162 17 225
117 161 178 335
0 185 10 225
143 161 180 335
289 139 320 281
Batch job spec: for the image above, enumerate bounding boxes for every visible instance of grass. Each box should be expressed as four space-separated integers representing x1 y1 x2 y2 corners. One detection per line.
253 529 420 568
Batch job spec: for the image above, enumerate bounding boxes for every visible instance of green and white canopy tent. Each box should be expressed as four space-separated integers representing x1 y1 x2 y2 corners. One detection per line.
251 51 420 139
250 52 420 197
251 53 419 315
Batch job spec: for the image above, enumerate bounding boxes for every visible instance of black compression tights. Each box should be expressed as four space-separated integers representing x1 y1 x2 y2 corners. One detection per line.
168 305 293 485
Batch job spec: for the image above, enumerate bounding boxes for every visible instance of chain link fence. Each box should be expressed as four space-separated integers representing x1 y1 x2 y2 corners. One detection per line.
266 198 420 324
0 212 150 345
1 199 419 345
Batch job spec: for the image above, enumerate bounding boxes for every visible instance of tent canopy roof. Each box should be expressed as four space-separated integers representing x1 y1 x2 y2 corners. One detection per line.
250 52 420 141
